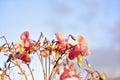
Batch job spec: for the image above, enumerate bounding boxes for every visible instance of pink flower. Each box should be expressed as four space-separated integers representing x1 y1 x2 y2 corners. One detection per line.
69 35 88 60
22 40 32 51
55 32 69 52
60 63 80 80
20 31 33 52
77 35 88 48
55 32 66 44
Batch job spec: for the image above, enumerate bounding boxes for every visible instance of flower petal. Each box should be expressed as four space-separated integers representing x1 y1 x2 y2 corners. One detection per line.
77 35 88 47
20 31 29 40
55 32 65 43
40 50 48 57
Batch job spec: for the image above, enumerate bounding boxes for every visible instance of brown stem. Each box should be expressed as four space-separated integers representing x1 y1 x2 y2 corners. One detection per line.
6 74 12 80
36 52 46 80
48 54 50 76
48 52 68 80
45 57 47 80
16 62 28 80
48 54 62 80
1 36 11 50
11 43 28 80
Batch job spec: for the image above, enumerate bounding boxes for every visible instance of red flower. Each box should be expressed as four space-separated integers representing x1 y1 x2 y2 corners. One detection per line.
20 31 29 40
69 35 88 60
60 63 80 80
14 52 31 62
22 40 32 51
20 31 33 52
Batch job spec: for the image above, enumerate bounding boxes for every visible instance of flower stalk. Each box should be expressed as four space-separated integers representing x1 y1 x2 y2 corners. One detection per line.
0 31 106 80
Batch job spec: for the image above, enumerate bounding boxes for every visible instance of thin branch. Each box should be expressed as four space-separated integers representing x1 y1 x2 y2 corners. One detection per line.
48 54 50 76
45 57 47 80
26 64 34 80
11 43 28 80
36 52 46 80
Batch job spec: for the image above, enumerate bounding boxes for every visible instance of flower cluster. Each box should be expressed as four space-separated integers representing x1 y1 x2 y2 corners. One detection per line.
0 31 106 80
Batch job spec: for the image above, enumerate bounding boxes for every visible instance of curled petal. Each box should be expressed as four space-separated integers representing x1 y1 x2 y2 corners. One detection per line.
20 31 29 40
15 52 31 62
33 46 39 51
0 45 7 52
68 45 81 60
60 63 80 80
77 35 88 47
60 71 71 80
60 67 71 80
69 35 89 59
24 54 31 62
23 40 31 48
22 40 33 52
40 50 48 57
55 32 65 43
55 32 69 53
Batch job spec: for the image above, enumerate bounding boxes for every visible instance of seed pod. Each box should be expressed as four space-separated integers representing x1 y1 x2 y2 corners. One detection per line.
70 34 76 41
85 59 91 68
77 55 82 68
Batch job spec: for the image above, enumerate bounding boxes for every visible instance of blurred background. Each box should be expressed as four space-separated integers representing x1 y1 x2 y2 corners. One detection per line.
0 0 120 80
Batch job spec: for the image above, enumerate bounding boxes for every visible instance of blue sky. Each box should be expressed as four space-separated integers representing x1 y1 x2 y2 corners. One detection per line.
0 0 120 79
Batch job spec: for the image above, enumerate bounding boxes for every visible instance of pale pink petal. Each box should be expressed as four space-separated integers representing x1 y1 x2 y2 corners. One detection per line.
55 32 65 43
77 35 88 47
